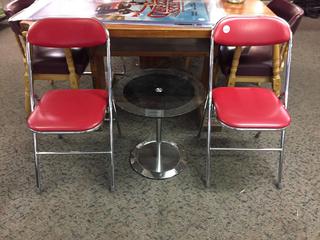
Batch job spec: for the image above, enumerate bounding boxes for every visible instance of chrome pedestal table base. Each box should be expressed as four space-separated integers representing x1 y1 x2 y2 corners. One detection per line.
130 119 186 179
114 69 204 180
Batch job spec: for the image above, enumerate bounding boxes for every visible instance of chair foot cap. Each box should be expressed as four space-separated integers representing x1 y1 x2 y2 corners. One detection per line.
35 187 42 194
275 182 283 189
109 185 115 192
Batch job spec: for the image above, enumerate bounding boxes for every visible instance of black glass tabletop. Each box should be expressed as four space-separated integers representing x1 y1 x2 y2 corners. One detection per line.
114 68 204 118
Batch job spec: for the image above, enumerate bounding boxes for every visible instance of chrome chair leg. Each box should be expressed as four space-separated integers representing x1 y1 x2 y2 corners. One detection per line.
109 137 115 192
205 99 212 188
277 129 286 189
109 151 115 192
197 94 209 138
108 105 115 191
206 148 211 188
104 100 122 136
32 133 41 192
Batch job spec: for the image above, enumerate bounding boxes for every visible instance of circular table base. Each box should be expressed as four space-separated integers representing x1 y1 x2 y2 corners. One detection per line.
130 140 186 179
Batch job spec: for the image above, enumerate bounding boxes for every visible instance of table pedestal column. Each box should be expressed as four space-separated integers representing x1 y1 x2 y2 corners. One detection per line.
130 118 186 179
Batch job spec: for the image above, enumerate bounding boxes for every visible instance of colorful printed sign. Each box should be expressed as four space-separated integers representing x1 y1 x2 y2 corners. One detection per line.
95 0 210 25
9 0 211 26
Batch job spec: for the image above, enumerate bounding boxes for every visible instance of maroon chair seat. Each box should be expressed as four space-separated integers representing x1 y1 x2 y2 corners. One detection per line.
268 0 304 34
4 0 35 36
219 46 273 77
213 87 291 129
31 47 89 74
28 89 107 132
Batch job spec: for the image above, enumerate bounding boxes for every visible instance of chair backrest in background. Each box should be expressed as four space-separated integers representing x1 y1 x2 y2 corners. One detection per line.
4 0 35 35
267 0 304 33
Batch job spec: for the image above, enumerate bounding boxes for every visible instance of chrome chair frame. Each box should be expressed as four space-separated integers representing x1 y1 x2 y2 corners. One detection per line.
202 17 293 189
26 25 114 192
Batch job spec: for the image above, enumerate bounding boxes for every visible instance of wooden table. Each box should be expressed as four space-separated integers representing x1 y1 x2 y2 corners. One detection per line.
89 0 274 88
104 0 273 38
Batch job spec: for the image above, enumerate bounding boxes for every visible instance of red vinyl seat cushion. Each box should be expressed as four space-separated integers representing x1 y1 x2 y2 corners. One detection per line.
27 89 108 132
212 87 291 129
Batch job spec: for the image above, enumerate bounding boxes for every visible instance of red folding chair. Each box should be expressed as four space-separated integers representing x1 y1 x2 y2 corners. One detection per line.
25 18 115 192
202 16 292 188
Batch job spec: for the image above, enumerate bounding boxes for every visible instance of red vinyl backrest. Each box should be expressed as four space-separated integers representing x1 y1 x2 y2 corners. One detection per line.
27 18 107 48
213 16 291 46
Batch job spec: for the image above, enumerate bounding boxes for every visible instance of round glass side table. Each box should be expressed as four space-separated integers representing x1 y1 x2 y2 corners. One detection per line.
114 69 204 179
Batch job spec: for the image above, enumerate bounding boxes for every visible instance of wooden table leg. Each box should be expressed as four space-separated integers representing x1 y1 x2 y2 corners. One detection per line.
89 47 106 89
192 56 208 129
201 56 209 91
